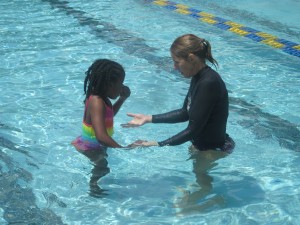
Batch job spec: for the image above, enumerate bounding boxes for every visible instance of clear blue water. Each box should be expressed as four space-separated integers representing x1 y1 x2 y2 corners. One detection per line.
0 0 299 224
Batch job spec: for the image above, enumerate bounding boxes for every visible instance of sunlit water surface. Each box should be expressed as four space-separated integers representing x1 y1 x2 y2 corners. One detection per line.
0 0 299 224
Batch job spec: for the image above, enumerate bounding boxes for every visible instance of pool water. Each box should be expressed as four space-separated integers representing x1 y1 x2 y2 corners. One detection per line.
0 0 299 224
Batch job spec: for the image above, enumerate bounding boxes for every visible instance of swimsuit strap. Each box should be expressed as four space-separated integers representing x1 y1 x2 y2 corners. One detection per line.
82 95 114 136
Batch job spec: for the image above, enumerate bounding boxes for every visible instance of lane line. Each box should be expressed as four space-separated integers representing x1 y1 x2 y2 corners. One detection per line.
148 0 300 58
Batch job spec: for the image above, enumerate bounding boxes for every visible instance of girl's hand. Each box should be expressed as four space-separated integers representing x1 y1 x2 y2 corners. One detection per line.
121 113 152 127
120 85 131 100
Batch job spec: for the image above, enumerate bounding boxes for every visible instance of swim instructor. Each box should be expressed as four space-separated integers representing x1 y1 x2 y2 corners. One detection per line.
123 34 235 152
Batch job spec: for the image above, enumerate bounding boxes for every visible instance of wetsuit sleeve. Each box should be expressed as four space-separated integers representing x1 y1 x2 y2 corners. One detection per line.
152 96 190 146
157 79 220 147
152 108 189 123
152 96 189 123
157 127 192 146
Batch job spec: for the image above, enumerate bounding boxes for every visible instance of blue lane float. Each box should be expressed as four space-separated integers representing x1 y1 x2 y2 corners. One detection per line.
147 0 300 58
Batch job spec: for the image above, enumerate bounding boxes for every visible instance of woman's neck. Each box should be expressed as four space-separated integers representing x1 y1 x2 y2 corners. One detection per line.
192 61 207 76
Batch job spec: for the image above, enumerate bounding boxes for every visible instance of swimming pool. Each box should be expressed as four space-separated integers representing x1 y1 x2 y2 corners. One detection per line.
0 0 299 224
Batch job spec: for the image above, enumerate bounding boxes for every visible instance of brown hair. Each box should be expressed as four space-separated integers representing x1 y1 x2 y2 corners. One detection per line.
170 34 218 68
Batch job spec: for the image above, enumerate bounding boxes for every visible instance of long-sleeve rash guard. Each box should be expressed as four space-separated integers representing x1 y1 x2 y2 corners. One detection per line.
152 66 229 150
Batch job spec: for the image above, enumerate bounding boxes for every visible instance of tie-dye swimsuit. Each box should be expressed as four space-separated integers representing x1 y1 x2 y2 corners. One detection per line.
72 96 114 150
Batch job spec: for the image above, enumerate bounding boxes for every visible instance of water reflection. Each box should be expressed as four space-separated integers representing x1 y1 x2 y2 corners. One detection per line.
77 148 110 198
174 147 266 215
0 135 65 224
175 147 228 215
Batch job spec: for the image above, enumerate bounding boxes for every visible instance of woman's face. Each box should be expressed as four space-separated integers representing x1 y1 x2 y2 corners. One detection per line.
107 76 124 99
171 52 195 78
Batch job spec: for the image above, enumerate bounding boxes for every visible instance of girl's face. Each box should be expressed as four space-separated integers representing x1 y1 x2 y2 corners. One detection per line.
107 76 124 99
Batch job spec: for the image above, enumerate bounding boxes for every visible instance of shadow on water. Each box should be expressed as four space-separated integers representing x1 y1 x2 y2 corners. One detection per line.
214 171 265 208
174 149 228 215
230 97 300 151
174 147 265 215
0 135 66 224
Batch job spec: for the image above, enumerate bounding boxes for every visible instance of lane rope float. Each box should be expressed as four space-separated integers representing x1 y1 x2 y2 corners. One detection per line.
147 0 300 58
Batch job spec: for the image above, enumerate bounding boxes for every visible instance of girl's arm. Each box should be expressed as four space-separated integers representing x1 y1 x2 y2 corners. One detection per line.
90 96 122 148
113 85 131 115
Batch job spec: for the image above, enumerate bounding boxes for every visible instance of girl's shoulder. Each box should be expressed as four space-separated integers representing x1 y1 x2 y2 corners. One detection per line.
89 95 112 108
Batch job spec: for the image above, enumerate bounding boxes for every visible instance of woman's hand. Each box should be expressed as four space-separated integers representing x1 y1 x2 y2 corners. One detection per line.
139 141 159 147
121 113 152 128
126 140 159 147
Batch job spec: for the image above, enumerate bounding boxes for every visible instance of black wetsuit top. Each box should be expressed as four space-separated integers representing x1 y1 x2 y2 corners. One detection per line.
152 66 228 150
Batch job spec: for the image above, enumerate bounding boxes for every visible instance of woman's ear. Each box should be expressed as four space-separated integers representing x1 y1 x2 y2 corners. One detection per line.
188 53 196 62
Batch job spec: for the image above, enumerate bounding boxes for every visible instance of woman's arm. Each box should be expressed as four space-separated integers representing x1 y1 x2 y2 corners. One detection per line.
152 108 189 123
136 79 219 147
122 113 152 127
123 108 188 128
152 95 189 123
123 102 189 127
158 126 192 146
157 80 219 146
132 126 192 147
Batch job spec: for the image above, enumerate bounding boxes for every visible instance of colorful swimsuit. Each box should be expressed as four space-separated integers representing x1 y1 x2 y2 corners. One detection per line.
72 96 114 150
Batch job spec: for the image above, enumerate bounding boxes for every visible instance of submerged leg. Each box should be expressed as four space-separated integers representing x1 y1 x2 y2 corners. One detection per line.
175 147 228 214
78 148 110 197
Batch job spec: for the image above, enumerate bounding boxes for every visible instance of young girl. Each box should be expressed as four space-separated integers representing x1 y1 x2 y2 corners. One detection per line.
72 59 131 150
71 59 131 196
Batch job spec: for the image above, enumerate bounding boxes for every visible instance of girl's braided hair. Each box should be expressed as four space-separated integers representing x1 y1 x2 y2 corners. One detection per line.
83 59 125 103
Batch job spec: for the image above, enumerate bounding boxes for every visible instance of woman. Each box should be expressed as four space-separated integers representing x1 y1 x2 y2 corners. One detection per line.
124 34 234 152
